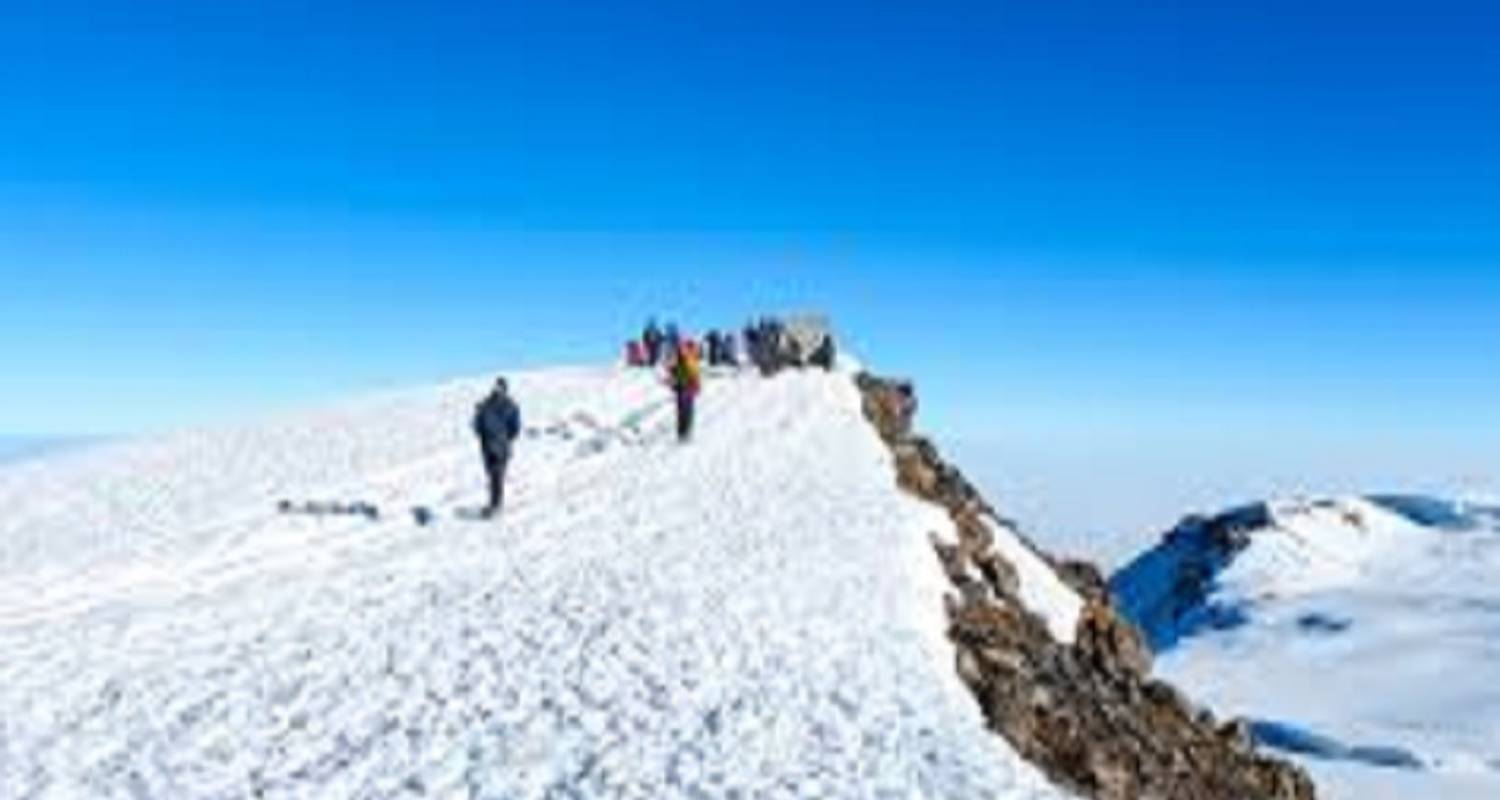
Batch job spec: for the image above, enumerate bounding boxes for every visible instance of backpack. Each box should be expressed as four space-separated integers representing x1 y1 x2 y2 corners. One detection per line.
672 349 702 394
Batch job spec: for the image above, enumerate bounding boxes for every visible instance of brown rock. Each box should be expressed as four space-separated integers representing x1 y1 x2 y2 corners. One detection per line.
1076 600 1153 681
1055 558 1109 602
975 550 1022 600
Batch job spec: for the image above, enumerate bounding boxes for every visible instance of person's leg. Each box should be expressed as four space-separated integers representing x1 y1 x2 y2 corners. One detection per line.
675 391 690 441
481 447 502 514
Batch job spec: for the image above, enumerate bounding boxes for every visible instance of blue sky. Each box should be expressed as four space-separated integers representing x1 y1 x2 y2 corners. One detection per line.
2 1 1497 525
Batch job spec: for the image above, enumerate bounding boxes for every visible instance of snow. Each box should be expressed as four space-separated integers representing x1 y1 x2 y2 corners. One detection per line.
1112 494 1500 800
0 365 1072 799
935 517 1082 644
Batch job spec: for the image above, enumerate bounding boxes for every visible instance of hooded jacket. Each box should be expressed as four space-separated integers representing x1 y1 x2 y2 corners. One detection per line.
473 392 522 454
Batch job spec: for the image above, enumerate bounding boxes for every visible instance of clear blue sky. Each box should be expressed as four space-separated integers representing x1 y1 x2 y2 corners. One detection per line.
2 0 1497 474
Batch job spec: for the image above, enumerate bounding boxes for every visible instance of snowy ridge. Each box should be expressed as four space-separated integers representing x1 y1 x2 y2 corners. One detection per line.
0 366 1072 799
1111 493 1500 800
855 373 1316 800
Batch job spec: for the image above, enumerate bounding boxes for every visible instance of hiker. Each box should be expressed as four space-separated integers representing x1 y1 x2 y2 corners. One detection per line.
743 321 760 371
721 330 739 366
643 319 664 365
705 329 723 366
809 333 836 370
472 376 522 518
625 339 647 367
755 317 783 376
664 322 681 356
666 340 702 442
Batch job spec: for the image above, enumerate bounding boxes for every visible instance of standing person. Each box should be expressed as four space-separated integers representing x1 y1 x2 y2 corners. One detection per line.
472 377 522 518
642 319 664 365
754 317 780 376
810 333 837 370
625 339 646 367
705 329 722 366
743 321 759 371
664 323 681 355
722 330 739 366
666 341 702 442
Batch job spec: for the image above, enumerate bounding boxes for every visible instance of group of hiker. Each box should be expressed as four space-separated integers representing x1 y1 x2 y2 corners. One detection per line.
627 320 740 369
472 314 836 518
626 316 836 376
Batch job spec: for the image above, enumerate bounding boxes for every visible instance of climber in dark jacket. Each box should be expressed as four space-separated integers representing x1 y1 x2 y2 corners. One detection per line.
743 322 761 372
642 319 664 366
704 329 722 366
721 330 739 366
472 377 522 518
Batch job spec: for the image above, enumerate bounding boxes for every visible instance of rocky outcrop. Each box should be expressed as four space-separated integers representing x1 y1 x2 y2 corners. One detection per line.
855 373 1317 800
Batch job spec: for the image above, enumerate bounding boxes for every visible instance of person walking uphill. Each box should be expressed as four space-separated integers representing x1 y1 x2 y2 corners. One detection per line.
472 377 522 518
666 342 702 442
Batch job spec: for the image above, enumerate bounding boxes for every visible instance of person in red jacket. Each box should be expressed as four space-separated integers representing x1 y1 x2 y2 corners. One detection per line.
625 339 646 367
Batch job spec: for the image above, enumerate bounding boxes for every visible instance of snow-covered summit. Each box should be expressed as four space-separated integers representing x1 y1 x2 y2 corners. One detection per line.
1112 493 1500 800
0 365 1074 799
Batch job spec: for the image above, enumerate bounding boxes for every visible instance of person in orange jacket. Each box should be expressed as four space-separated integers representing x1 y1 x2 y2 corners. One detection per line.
666 340 702 442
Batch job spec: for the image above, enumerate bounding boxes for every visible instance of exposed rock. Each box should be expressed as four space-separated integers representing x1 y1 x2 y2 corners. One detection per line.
975 549 1022 600
1219 718 1256 755
1076 600 1152 682
858 374 916 443
1055 559 1109 602
854 372 1318 800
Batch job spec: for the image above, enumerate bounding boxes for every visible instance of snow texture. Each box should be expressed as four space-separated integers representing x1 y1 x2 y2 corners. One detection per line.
0 366 1072 799
1113 495 1500 800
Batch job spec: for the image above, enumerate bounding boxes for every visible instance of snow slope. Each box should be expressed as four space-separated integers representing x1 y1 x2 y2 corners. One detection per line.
1112 495 1500 800
0 366 1073 799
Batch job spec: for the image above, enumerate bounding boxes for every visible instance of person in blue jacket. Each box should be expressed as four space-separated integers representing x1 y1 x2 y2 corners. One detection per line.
472 377 522 518
642 318 664 365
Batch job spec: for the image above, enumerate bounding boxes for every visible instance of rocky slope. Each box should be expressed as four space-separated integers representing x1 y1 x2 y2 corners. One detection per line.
856 373 1317 800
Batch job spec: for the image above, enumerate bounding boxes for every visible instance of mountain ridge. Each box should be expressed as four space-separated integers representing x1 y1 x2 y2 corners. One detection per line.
856 373 1316 800
1111 492 1500 799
